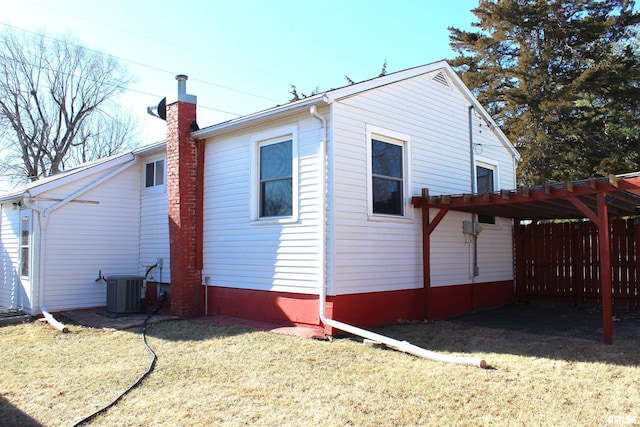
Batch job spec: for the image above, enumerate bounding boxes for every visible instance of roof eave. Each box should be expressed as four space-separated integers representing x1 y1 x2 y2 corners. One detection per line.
191 95 326 139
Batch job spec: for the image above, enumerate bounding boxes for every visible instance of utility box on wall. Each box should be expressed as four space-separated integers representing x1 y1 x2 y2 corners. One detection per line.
106 276 143 314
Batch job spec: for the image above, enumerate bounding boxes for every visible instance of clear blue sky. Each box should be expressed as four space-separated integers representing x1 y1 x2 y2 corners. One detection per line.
1 0 479 144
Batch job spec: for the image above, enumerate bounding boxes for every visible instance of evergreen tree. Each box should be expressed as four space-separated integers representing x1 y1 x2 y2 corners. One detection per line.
449 0 640 186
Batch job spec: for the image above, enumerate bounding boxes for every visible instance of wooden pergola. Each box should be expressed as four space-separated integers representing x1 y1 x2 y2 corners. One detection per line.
412 173 640 344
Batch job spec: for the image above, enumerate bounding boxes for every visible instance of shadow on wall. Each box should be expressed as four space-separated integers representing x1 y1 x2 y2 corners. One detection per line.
0 209 30 312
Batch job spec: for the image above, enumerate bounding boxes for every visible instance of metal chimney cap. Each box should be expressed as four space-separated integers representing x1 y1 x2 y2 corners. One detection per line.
176 74 188 81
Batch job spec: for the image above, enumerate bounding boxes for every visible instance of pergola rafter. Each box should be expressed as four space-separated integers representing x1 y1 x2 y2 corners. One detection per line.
412 173 640 344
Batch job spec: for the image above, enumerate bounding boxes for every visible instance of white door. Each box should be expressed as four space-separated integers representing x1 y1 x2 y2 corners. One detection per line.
18 210 33 311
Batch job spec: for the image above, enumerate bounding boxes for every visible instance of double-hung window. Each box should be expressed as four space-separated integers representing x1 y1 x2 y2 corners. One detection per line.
367 126 410 219
259 140 293 218
251 126 298 222
372 139 403 215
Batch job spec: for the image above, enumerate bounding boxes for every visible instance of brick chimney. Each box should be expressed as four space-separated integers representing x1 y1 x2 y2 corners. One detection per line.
166 75 204 317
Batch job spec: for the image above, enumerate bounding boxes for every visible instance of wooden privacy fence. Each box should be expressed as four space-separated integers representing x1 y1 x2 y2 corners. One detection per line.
515 218 640 308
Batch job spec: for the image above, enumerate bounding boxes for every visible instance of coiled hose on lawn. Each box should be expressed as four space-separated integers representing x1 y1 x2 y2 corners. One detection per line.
72 311 158 426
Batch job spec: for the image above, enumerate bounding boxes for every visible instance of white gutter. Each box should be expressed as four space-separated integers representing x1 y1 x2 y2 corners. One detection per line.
21 157 137 314
310 105 487 368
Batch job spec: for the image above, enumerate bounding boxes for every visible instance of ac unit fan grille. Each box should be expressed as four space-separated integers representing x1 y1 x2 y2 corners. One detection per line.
106 276 143 314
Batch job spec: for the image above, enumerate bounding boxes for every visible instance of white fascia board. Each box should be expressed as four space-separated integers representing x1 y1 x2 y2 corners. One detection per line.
192 95 325 139
24 153 136 198
133 140 166 156
190 63 449 140
0 190 25 203
189 59 520 162
324 60 450 103
325 60 521 163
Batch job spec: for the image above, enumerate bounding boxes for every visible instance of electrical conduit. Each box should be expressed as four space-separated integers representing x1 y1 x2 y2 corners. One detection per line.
310 105 486 369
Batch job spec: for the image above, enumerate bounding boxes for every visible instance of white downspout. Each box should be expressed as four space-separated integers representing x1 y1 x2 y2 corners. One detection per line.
469 106 479 279
22 157 137 315
310 105 486 368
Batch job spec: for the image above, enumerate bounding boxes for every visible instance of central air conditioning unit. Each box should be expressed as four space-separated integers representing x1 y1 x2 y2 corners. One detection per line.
106 276 143 314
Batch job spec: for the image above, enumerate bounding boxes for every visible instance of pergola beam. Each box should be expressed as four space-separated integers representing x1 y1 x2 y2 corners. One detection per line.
412 174 640 344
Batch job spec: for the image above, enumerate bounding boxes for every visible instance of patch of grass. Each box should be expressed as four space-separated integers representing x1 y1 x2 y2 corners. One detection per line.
1 319 639 426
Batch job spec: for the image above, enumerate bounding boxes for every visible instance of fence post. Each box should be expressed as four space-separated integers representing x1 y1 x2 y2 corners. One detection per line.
635 218 640 309
573 222 584 306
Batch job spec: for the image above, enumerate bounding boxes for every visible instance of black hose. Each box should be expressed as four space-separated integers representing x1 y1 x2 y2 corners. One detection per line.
144 264 158 279
72 310 159 426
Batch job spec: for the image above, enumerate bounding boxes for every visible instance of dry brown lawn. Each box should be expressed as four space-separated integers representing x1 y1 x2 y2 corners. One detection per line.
1 317 639 426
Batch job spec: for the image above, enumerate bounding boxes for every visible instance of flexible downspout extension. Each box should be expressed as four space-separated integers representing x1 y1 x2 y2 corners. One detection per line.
310 105 487 369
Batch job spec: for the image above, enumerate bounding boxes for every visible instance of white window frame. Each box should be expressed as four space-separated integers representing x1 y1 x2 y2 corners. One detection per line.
143 157 166 195
250 125 299 224
366 124 412 222
474 157 499 193
19 210 32 278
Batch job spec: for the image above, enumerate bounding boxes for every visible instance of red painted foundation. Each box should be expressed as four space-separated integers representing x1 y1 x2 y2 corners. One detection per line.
428 280 514 319
197 281 512 335
204 287 426 329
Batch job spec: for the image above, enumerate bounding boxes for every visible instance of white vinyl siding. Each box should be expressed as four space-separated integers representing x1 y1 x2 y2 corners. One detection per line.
30 165 141 311
140 153 170 283
202 114 323 294
330 70 516 295
0 204 23 309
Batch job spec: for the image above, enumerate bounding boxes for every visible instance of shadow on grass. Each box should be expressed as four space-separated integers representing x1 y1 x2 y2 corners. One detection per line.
375 303 640 367
57 309 262 343
0 395 42 427
143 319 262 342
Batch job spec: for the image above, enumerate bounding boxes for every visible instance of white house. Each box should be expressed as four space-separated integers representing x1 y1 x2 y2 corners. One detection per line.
0 143 171 315
0 61 520 333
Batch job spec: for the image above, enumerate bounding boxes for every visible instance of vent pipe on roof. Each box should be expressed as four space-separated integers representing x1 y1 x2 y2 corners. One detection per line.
176 74 188 96
172 74 197 105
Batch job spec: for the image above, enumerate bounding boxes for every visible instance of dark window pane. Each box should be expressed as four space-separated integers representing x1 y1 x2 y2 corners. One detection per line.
261 179 292 217
21 215 30 276
21 247 29 277
476 166 494 193
155 160 165 186
145 163 155 187
21 216 29 246
373 177 403 215
372 139 402 178
372 138 404 216
260 141 292 181
260 140 292 218
476 166 496 224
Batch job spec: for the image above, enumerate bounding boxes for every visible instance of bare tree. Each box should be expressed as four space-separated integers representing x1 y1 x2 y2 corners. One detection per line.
0 28 137 185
